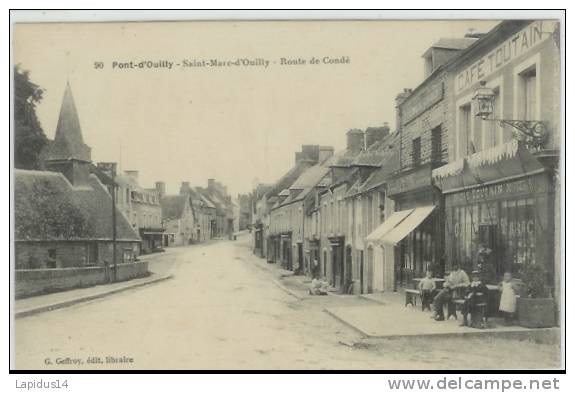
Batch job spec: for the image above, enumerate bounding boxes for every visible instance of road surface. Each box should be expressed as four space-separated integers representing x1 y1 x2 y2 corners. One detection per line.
14 234 560 370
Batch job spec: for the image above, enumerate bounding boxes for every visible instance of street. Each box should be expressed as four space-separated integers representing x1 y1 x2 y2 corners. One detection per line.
14 234 561 370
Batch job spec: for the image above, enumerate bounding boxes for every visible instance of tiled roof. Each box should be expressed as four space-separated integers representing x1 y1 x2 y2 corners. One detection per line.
14 169 140 242
160 195 189 221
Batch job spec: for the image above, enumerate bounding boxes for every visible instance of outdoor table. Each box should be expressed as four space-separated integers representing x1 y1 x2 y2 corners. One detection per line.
412 277 445 290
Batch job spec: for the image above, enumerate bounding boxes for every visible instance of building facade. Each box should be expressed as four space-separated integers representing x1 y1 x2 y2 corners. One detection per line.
432 20 561 297
160 194 196 246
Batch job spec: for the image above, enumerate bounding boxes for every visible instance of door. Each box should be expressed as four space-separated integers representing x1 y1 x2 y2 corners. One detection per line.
366 247 374 293
344 246 352 291
298 243 303 273
359 251 364 294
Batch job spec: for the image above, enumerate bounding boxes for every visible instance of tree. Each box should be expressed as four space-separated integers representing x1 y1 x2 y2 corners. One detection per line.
14 66 47 169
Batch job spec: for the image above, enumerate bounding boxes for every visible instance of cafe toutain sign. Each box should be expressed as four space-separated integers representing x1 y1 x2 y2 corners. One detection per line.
456 20 556 94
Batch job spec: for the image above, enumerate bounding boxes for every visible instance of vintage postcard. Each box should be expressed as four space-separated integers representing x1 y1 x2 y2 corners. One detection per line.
11 14 564 371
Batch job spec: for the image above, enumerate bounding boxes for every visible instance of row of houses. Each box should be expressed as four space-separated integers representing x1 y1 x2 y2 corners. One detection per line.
252 20 561 311
15 81 236 271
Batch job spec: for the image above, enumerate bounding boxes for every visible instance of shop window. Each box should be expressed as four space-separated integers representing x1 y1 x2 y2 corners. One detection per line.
412 137 421 167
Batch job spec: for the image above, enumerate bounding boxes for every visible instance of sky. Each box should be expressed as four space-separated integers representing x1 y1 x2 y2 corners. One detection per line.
13 20 500 196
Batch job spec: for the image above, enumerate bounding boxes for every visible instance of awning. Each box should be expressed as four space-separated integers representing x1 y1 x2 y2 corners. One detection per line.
380 205 436 245
364 209 414 244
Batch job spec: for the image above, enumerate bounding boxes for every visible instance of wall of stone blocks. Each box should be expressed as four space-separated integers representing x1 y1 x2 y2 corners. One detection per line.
15 261 149 299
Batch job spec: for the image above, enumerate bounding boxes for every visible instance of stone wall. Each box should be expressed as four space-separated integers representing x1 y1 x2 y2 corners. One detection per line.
15 261 149 299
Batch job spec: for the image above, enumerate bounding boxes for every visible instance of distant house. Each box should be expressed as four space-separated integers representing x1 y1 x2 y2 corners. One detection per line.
179 182 215 242
160 195 195 246
14 83 141 270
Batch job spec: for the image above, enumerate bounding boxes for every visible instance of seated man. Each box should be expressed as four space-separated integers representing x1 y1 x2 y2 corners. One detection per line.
432 263 470 321
460 271 488 327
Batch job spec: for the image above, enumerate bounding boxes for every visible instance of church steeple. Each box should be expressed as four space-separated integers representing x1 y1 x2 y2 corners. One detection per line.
44 82 92 186
46 82 91 163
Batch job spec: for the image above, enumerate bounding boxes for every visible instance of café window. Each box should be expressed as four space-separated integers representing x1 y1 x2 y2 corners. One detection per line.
459 104 472 156
449 197 536 275
519 67 537 120
412 137 421 167
485 87 502 149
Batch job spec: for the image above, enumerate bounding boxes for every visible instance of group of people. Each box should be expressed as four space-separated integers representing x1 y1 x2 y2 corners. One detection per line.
418 264 519 327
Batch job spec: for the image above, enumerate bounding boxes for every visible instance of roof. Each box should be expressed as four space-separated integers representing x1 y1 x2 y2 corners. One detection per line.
160 195 189 221
276 165 331 208
44 83 91 162
194 187 216 209
14 169 140 242
429 38 478 51
265 160 314 200
353 132 398 167
326 149 360 168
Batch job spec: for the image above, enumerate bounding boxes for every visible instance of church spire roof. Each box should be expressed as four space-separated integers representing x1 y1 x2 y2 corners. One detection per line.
46 82 91 162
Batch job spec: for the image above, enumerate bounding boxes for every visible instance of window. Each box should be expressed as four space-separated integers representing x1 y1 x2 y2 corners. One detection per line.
47 249 57 268
412 137 421 167
485 88 502 148
431 125 442 163
378 191 386 224
520 68 537 120
460 104 472 155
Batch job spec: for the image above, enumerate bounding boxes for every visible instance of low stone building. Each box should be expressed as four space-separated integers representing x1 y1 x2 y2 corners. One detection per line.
14 83 143 297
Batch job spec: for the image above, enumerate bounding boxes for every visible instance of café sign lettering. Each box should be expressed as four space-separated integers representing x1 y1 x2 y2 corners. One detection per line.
456 20 556 94
402 83 444 125
447 178 543 205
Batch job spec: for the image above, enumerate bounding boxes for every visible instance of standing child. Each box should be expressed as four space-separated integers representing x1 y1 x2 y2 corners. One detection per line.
499 272 517 324
418 270 436 311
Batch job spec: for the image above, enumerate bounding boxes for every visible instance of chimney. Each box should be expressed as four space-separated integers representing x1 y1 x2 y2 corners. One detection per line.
179 181 191 195
125 170 139 182
319 146 334 163
346 129 365 152
208 178 215 190
395 89 412 130
301 145 320 163
97 162 117 178
295 151 303 165
155 181 166 199
365 123 391 148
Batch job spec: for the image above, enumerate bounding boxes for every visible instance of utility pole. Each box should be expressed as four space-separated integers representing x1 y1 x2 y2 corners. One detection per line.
112 185 118 282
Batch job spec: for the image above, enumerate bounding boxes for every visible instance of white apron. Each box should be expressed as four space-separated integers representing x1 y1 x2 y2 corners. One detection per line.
499 282 517 313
